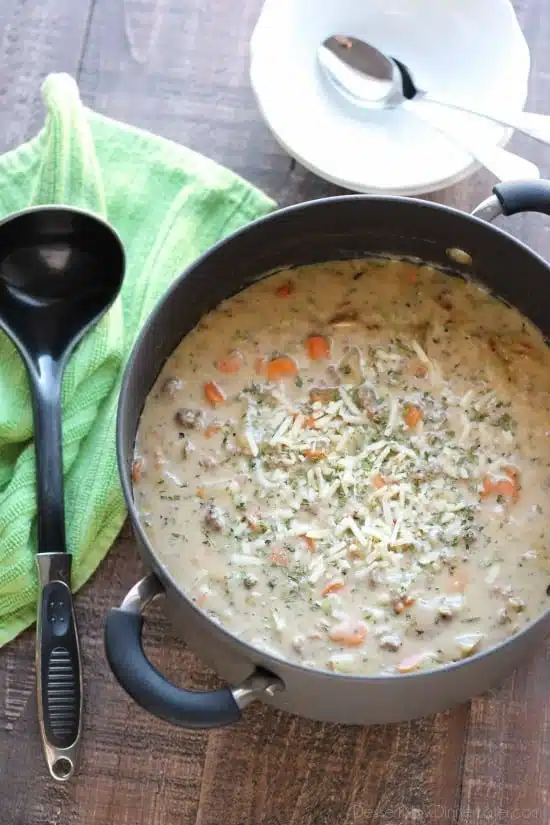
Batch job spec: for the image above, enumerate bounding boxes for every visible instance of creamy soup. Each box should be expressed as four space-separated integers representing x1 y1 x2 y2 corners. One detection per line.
133 258 550 676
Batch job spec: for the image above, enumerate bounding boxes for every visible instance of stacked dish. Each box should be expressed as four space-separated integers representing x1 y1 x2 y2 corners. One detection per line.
249 0 531 195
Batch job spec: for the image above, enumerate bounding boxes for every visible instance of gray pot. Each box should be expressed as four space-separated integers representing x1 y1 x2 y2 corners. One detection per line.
105 180 550 728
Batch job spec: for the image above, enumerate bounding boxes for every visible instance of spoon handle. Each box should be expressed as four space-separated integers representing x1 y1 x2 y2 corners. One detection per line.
420 94 550 147
407 103 540 182
452 142 538 182
510 111 550 144
36 552 82 781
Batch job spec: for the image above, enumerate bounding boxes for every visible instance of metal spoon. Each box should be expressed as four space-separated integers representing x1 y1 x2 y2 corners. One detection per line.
318 38 538 182
0 206 125 781
319 36 550 145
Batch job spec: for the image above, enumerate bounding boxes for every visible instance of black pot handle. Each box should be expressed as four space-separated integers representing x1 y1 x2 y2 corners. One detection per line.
104 574 283 729
471 180 550 223
493 180 550 216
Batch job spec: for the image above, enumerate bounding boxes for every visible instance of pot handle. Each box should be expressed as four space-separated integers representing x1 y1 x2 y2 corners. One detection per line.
104 573 283 729
472 179 550 222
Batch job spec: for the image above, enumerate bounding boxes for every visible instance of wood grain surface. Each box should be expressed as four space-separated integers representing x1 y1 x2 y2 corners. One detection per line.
1 1 550 823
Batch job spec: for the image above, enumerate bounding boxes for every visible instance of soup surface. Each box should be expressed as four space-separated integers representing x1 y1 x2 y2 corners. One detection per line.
133 258 550 676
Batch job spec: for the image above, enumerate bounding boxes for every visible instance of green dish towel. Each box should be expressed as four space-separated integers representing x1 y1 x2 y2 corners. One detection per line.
0 73 276 647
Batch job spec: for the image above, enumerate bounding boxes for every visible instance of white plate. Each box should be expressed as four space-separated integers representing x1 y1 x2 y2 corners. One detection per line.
249 0 530 195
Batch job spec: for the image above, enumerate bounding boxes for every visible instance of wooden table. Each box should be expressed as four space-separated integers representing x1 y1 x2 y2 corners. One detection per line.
1 1 550 823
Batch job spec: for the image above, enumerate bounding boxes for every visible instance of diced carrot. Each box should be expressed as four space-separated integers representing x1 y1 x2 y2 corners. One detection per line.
372 474 386 489
480 475 493 500
511 340 534 356
480 472 519 501
131 458 144 483
403 404 423 429
193 592 209 607
394 594 416 614
397 652 427 673
321 579 345 596
303 416 317 429
303 449 326 461
494 479 517 497
303 535 316 551
270 548 290 567
489 337 536 360
306 335 331 361
503 466 518 480
204 380 226 406
328 621 367 647
196 487 207 499
276 282 294 298
412 361 428 378
266 356 298 382
215 351 243 374
204 424 221 439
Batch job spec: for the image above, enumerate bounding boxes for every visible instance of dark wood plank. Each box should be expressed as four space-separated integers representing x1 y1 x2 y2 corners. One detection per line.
0 0 95 152
458 655 550 825
193 704 469 825
78 0 294 201
1 0 550 823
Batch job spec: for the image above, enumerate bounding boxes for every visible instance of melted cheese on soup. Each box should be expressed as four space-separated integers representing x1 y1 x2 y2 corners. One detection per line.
133 258 550 676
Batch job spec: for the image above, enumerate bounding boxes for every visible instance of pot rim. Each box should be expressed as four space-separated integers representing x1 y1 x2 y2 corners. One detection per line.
116 192 550 684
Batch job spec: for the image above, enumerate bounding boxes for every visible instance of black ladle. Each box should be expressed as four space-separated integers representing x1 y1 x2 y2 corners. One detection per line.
0 206 125 781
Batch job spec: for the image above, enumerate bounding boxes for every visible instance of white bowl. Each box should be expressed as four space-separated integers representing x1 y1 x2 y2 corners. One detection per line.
249 0 530 196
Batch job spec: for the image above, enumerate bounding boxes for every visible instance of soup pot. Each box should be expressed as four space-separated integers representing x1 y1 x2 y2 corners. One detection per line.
105 179 550 729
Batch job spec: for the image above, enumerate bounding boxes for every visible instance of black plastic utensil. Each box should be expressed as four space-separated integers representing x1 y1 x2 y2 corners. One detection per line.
0 206 125 781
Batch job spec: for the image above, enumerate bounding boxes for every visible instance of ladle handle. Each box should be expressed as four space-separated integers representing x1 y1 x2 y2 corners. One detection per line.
36 552 82 781
26 357 82 779
29 355 67 551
